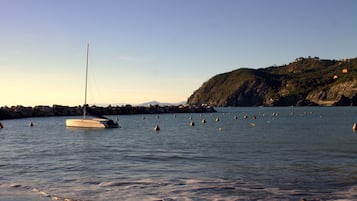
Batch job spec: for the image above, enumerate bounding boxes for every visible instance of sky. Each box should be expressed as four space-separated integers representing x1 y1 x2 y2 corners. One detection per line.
0 0 356 106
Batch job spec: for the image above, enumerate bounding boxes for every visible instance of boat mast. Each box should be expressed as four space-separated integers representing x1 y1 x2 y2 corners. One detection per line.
83 43 89 119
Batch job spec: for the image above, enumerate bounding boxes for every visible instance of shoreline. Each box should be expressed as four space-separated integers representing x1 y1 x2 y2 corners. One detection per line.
0 104 216 120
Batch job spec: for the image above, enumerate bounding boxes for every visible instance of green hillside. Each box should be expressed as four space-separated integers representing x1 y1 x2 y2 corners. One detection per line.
187 57 357 106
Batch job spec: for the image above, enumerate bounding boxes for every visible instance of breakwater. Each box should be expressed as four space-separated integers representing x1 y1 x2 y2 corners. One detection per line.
0 104 216 120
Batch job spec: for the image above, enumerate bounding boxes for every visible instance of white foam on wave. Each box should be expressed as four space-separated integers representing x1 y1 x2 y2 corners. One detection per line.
332 185 357 200
0 183 30 189
94 177 259 200
2 178 355 200
0 182 89 201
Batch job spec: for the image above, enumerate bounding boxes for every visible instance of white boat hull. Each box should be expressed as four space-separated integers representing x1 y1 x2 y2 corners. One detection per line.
66 118 119 128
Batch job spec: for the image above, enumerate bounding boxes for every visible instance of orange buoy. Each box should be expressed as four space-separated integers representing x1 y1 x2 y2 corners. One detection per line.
353 123 357 132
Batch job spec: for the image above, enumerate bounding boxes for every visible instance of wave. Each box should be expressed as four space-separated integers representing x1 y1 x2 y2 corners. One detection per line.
0 183 86 201
2 178 357 200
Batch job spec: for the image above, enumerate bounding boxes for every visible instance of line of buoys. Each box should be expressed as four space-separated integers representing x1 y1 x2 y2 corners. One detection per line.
147 113 262 133
353 123 357 132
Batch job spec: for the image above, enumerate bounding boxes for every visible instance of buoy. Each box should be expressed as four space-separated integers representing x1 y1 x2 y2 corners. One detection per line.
29 122 34 127
190 121 195 127
250 123 256 127
0 122 3 128
353 123 357 132
154 124 160 131
215 117 220 122
233 116 238 120
201 118 206 124
189 117 193 120
218 127 223 132
252 115 256 119
243 115 248 119
142 116 145 120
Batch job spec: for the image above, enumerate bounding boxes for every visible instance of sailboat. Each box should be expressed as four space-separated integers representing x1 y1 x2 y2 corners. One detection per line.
65 44 119 128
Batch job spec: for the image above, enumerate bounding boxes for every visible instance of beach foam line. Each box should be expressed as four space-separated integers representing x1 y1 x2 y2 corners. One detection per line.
6 183 86 201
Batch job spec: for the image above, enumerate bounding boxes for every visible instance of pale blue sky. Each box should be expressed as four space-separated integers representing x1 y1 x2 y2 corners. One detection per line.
1 0 356 106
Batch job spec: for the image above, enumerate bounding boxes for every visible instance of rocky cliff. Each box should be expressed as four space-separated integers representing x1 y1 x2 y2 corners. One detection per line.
187 57 357 106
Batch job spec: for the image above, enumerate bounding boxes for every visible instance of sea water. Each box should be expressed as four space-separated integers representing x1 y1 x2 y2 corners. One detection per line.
1 107 357 201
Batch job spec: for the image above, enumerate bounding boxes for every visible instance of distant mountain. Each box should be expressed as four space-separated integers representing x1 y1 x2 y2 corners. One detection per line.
139 100 186 106
93 101 186 107
187 57 357 106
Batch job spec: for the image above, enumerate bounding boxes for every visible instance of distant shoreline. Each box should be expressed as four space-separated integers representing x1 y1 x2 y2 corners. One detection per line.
0 104 216 120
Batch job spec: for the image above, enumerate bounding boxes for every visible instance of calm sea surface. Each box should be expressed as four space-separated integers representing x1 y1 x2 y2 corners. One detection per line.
1 107 357 201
